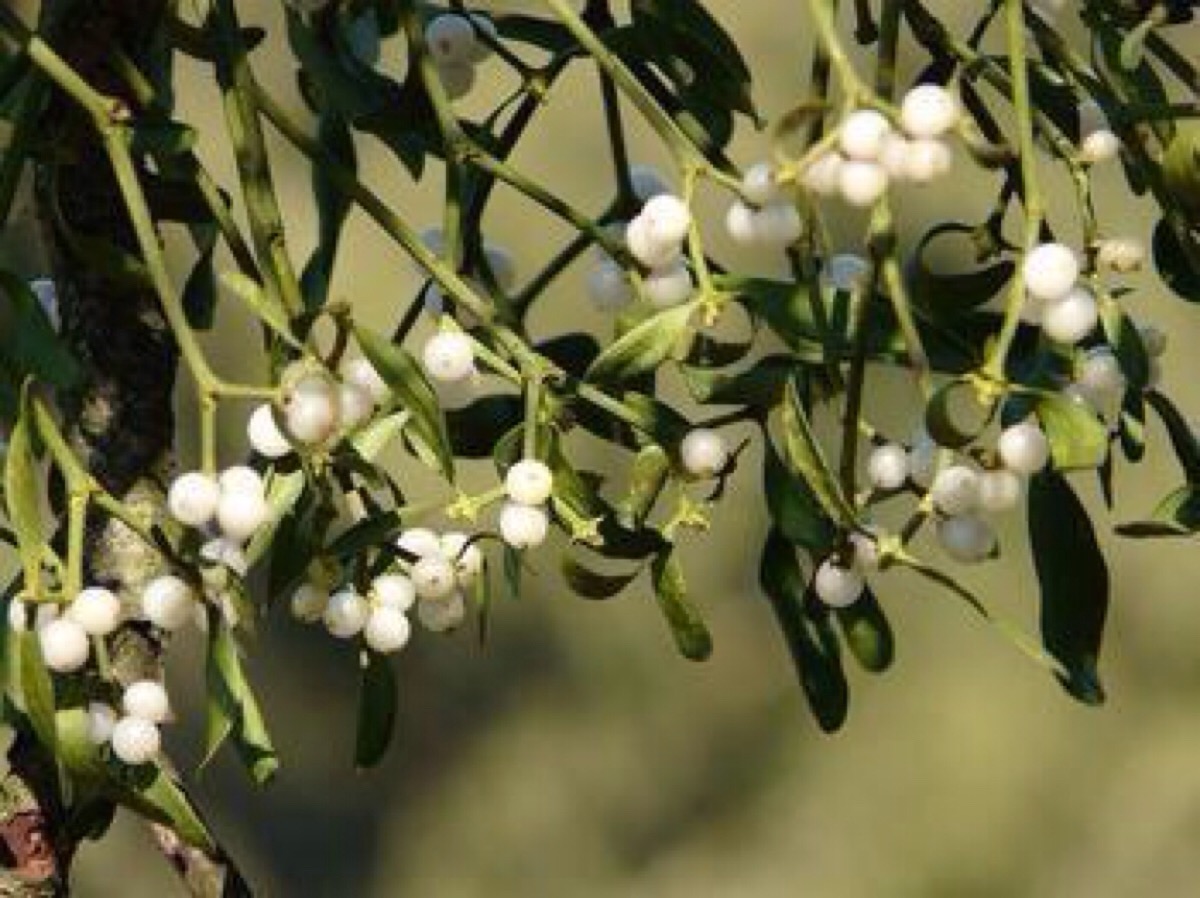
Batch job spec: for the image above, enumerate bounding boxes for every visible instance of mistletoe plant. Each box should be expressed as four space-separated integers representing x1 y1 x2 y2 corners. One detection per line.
1 0 1199 891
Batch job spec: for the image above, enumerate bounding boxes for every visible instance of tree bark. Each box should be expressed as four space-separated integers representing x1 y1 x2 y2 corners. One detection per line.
0 1 249 893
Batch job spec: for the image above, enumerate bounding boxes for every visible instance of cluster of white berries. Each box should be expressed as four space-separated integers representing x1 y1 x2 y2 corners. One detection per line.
169 465 270 550
585 166 674 312
87 680 171 766
11 587 121 673
623 194 696 308
724 163 803 250
1022 242 1098 344
499 459 553 549
802 85 959 207
249 360 389 461
424 12 496 100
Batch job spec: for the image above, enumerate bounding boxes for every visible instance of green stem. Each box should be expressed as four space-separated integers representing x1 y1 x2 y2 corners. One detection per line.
803 0 871 101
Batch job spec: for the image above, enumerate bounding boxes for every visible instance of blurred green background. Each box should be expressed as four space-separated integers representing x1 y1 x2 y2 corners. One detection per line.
8 1 1200 895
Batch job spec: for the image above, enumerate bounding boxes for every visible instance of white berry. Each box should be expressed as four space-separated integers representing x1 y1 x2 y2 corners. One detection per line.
742 162 779 205
936 514 996 563
998 421 1050 475
498 501 550 549
680 428 729 478
338 382 375 430
291 582 329 623
68 587 122 636
140 576 193 631
216 490 269 543
39 618 90 673
801 152 843 196
86 702 116 745
397 528 442 561
411 556 458 600
371 574 416 612
643 260 694 307
908 430 938 488
364 607 412 654
813 560 865 608
168 472 220 528
1076 346 1126 399
219 465 264 498
901 138 953 184
1023 243 1079 302
425 14 476 65
423 331 475 383
725 201 760 246
850 529 883 571
122 680 170 723
640 194 692 246
839 109 892 160
978 469 1023 512
110 716 160 766
247 404 292 459
586 260 633 312
900 84 960 139
417 592 466 633
1081 129 1120 164
342 357 390 405
505 459 554 506
285 380 340 445
838 160 889 207
625 215 680 268
324 589 368 638
867 443 909 490
931 465 981 516
754 202 803 246
440 533 484 585
1041 286 1098 344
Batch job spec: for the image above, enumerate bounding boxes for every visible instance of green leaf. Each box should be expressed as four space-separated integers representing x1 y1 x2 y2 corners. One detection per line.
354 324 454 480
219 271 301 349
584 301 696 384
924 377 995 450
562 555 640 600
616 444 670 528
1145 389 1200 482
355 650 397 770
1034 390 1109 471
1028 473 1109 704
130 120 198 157
300 112 356 311
1152 217 1200 302
683 354 795 406
777 379 856 527
650 550 712 660
1117 484 1200 537
909 223 1015 319
0 271 82 390
115 765 214 852
5 395 44 593
834 586 894 674
204 618 279 783
445 396 522 458
758 530 848 732
763 439 835 551
18 631 56 751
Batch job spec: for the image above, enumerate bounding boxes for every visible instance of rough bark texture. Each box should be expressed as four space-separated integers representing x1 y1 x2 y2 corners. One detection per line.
0 1 249 893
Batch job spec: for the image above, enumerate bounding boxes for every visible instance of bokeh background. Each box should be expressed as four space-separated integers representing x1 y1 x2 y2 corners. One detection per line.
6 1 1200 895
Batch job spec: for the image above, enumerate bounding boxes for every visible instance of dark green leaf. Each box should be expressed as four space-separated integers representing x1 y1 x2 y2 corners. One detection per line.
763 439 835 551
616 444 670 528
585 302 696 384
1034 390 1109 471
0 271 82 390
204 619 279 784
650 550 712 660
834 586 894 673
777 379 856 527
355 650 397 770
562 555 640 600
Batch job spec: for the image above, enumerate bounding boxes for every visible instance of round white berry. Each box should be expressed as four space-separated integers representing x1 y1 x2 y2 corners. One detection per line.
39 618 90 673
1081 129 1120 164
801 151 843 196
122 680 170 723
440 532 484 585
397 527 442 561
725 201 760 246
324 589 368 638
247 404 292 459
625 215 681 268
900 84 960 139
1023 243 1079 302
643 260 693 307
908 431 938 488
371 574 416 612
110 716 160 766
901 138 953 184
754 202 803 246
824 253 869 292
879 133 913 180
680 428 729 478
498 501 550 549
813 560 865 608
1041 286 1098 344
424 14 476 65
422 331 475 383
86 702 116 745
1076 346 1126 399
290 582 328 623
839 109 892 160
640 194 692 247
629 164 668 202
364 606 412 654
168 472 220 528
978 468 1023 512
998 421 1050 475
505 459 554 506
838 160 889 207
219 465 264 498
411 556 458 600
68 587 121 636
936 514 996 563
285 381 340 445
850 529 883 571
586 260 633 312
931 465 981 516
343 357 389 405
866 442 909 490
742 162 779 206
216 489 269 543
436 60 476 100
141 576 193 631
417 592 466 633
338 382 375 431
